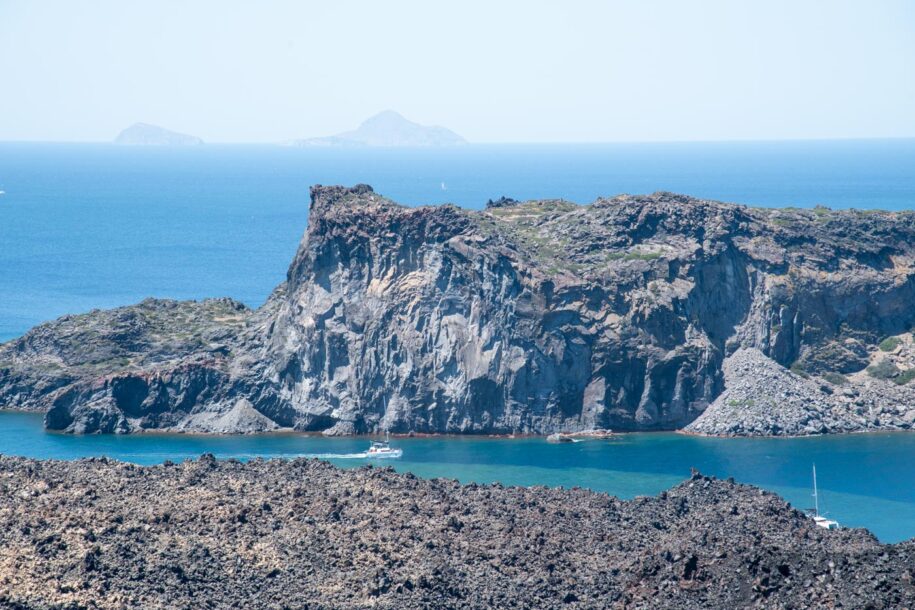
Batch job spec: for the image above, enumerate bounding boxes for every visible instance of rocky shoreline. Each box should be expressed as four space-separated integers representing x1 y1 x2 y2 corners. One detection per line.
2 185 915 437
0 455 911 609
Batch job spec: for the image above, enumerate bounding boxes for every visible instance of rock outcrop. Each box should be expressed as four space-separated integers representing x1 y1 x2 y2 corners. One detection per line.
2 185 915 435
0 298 248 423
0 456 912 609
686 348 915 436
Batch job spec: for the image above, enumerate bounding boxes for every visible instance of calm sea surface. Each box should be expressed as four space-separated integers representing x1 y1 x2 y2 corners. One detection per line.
2 140 915 341
1 140 914 542
1 412 914 542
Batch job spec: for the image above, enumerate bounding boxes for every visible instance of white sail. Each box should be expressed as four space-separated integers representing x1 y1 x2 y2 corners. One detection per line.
811 464 839 530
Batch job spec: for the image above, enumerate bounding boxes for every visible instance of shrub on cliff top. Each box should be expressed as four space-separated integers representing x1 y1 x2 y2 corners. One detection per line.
878 336 902 352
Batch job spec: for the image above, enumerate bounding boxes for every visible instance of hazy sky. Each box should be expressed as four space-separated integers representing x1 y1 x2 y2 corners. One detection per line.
2 0 914 143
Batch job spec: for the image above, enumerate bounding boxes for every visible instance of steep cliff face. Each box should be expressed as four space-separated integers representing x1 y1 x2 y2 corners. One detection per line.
4 185 915 435
254 187 732 434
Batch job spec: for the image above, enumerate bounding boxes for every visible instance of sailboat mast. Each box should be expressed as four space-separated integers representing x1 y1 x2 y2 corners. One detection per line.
812 464 820 517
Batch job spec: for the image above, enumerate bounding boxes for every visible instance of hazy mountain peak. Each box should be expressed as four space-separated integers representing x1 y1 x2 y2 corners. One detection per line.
114 123 203 146
290 111 466 147
362 109 407 123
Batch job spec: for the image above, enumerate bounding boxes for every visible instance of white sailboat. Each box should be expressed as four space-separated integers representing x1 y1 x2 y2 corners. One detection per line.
810 464 840 530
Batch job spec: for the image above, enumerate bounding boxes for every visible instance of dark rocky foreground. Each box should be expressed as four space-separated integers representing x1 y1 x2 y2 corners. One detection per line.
3 185 915 436
0 456 911 610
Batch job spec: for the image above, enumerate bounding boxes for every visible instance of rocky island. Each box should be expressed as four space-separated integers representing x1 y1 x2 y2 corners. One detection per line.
288 110 466 147
2 185 915 436
0 456 912 609
114 123 204 146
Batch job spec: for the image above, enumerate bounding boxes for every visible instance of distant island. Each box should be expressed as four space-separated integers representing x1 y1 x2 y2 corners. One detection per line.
289 110 466 147
114 123 203 146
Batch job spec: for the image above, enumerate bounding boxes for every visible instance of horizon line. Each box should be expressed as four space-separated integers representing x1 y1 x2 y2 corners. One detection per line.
2 135 915 147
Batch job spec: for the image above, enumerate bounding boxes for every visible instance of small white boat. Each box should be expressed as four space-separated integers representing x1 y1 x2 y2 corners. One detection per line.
547 429 615 443
809 464 840 530
813 514 839 530
546 433 575 443
365 434 402 459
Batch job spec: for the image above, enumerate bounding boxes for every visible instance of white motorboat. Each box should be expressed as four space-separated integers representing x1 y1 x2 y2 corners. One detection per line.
365 433 402 459
809 464 840 530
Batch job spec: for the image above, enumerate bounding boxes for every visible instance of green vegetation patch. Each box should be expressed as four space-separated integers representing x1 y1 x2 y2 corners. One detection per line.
878 336 902 352
822 372 849 386
604 250 663 262
486 199 576 220
894 369 915 386
867 358 900 380
727 398 756 408
625 251 663 261
481 202 589 275
790 361 810 379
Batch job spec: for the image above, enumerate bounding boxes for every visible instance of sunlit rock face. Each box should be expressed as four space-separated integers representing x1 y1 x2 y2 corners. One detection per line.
5 185 915 434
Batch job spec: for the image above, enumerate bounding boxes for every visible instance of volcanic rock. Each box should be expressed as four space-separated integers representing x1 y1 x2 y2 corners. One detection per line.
0 456 912 609
3 186 915 436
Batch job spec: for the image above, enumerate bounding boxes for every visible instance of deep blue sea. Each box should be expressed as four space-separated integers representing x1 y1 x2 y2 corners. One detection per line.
1 140 914 542
2 139 915 341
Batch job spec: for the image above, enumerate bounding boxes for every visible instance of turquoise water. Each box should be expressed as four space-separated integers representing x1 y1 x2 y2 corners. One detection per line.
1 140 915 341
2 141 915 543
1 412 913 543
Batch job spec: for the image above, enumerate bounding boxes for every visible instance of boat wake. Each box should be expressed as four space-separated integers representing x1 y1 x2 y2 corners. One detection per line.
104 451 378 462
300 452 371 459
223 452 374 460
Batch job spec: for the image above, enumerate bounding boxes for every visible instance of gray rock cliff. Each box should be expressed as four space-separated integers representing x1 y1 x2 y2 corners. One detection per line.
2 186 915 435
